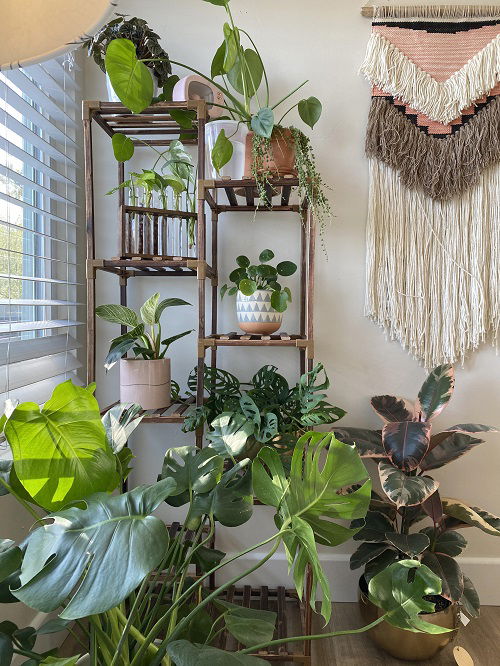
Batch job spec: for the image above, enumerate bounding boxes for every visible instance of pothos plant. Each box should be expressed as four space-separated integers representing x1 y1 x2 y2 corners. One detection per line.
183 362 346 460
334 364 500 618
103 1 332 247
95 292 192 370
0 393 451 666
220 249 297 313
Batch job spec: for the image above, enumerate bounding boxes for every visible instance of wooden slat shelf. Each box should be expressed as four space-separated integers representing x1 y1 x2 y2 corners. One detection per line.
103 397 195 423
202 332 311 349
89 258 216 280
201 176 303 211
216 585 311 664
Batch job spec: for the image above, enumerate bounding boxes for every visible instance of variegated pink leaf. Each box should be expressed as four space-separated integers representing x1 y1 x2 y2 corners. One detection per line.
415 364 454 421
371 395 414 423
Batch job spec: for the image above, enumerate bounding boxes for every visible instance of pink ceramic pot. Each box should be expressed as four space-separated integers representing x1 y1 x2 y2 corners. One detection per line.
119 358 171 410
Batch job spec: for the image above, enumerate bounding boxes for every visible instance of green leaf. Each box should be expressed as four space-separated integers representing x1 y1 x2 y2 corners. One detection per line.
276 260 297 276
426 529 467 557
0 539 22 583
352 510 395 542
203 0 230 5
333 428 385 459
207 412 256 459
371 395 414 422
101 403 144 453
111 132 134 162
369 559 453 633
382 420 431 471
350 542 390 570
270 290 289 313
104 324 145 370
223 23 239 73
251 107 274 139
420 433 484 471
159 75 180 102
298 97 322 129
4 380 119 511
227 49 263 98
379 461 439 509
0 633 13 666
161 446 224 507
14 478 176 619
239 394 261 427
385 532 430 557
161 329 193 352
421 551 464 601
211 41 226 78
211 129 234 173
417 364 455 421
257 412 278 443
36 618 71 635
461 574 480 618
238 279 257 296
140 292 160 325
191 545 226 573
167 640 268 666
259 249 275 263
441 499 500 536
41 656 81 665
95 304 139 327
170 109 196 129
364 549 400 582
105 39 153 113
236 255 250 268
218 601 276 647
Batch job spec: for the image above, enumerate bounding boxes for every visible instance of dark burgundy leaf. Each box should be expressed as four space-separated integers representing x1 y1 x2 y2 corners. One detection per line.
371 395 414 422
422 490 444 526
382 421 431 471
421 552 464 602
420 433 484 471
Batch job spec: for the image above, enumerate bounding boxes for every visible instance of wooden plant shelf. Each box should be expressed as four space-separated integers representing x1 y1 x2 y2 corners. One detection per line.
215 585 311 664
201 176 301 211
88 258 216 280
201 333 312 353
103 397 195 424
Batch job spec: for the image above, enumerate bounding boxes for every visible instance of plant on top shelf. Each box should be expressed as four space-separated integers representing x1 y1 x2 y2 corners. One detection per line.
183 362 346 462
96 292 192 410
333 364 500 658
79 14 172 98
220 249 297 335
103 1 332 247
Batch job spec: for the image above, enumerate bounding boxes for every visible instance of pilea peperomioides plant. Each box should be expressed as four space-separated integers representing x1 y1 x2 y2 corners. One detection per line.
334 364 500 618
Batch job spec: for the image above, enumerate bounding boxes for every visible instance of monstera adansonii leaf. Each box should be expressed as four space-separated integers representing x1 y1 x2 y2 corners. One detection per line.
4 381 119 511
253 432 371 623
13 478 176 619
369 559 453 634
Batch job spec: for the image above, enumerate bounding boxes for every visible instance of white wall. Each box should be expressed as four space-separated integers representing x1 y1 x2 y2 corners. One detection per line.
84 0 500 602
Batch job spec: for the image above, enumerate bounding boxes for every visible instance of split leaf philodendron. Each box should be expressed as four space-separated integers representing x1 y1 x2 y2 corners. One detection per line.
334 363 500 617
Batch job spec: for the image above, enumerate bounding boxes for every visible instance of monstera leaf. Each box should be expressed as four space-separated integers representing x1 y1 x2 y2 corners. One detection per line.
369 559 453 633
4 381 119 511
379 462 439 508
167 641 268 666
161 446 224 507
382 421 431 471
0 539 21 582
371 395 414 422
253 433 371 623
416 364 455 421
13 478 176 619
207 412 256 458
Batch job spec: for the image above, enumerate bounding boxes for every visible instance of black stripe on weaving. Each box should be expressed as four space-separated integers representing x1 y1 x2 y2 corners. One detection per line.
376 95 497 137
373 20 500 33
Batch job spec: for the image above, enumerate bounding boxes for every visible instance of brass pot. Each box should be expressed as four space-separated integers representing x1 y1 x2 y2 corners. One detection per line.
359 580 459 661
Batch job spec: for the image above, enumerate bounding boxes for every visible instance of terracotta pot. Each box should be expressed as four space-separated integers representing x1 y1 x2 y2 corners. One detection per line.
120 358 171 410
236 289 283 334
244 127 297 179
358 578 458 661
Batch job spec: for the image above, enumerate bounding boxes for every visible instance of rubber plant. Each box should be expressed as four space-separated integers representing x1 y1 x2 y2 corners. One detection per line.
333 363 500 619
0 406 451 665
103 1 332 247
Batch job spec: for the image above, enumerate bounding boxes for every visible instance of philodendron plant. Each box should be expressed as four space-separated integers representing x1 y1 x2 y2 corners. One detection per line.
96 292 192 370
0 397 452 665
334 364 499 618
221 249 297 312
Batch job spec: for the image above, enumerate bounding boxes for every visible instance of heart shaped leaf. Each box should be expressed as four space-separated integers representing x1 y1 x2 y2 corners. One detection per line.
211 129 234 173
111 133 134 162
228 49 263 97
105 39 154 113
251 107 274 138
298 96 322 129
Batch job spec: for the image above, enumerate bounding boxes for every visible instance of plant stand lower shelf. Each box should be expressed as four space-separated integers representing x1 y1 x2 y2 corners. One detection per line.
215 585 312 664
102 397 196 423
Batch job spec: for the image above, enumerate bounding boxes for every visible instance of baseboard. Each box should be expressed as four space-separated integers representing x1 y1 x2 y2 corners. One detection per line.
216 552 500 605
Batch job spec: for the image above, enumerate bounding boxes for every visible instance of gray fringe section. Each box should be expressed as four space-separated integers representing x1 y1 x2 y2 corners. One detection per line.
366 95 500 199
372 5 500 20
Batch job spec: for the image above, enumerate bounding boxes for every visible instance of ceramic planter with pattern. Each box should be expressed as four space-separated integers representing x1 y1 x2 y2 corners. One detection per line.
236 288 283 334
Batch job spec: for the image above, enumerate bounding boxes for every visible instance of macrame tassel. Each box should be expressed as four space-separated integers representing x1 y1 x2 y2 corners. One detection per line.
372 5 500 20
366 159 500 368
361 31 500 124
366 95 500 199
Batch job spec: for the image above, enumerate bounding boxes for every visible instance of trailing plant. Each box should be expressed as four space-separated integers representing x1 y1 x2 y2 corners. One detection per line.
220 248 297 313
183 363 346 459
95 292 192 370
0 409 451 664
334 363 500 618
79 14 172 87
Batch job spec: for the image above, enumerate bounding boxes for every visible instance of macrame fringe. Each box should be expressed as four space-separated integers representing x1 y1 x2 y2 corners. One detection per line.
366 95 500 199
372 5 500 20
366 159 500 368
361 30 500 124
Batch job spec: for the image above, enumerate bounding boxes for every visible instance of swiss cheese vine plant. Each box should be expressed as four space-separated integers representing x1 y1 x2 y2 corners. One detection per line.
334 364 500 618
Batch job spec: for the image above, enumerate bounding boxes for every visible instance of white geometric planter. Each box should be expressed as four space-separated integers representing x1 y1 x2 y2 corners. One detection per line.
236 289 283 335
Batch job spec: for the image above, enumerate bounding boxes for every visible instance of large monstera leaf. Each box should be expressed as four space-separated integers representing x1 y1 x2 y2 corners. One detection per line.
369 560 453 634
416 364 454 420
253 433 371 623
332 428 386 459
13 478 176 619
382 421 431 471
4 381 119 511
441 498 500 536
207 412 256 459
161 446 224 507
371 395 414 422
379 462 439 508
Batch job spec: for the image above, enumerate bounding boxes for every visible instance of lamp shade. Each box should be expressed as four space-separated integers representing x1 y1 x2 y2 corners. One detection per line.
0 0 116 70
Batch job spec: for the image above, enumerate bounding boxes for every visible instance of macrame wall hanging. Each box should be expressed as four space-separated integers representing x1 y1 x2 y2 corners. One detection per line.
360 4 500 367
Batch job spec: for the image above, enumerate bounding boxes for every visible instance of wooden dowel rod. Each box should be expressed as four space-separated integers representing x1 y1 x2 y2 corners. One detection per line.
361 4 500 18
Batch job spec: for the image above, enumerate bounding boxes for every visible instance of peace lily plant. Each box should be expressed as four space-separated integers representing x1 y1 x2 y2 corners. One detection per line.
0 381 451 665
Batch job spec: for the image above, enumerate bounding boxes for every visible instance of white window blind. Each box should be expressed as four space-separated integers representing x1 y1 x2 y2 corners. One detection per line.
0 54 83 410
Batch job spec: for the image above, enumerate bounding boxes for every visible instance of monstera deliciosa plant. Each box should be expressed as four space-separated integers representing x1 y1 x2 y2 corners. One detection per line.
334 364 499 617
0 381 451 664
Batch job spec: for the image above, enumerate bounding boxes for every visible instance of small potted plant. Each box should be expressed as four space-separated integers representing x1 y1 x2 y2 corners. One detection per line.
79 14 171 101
96 293 192 409
334 364 500 661
220 249 297 334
